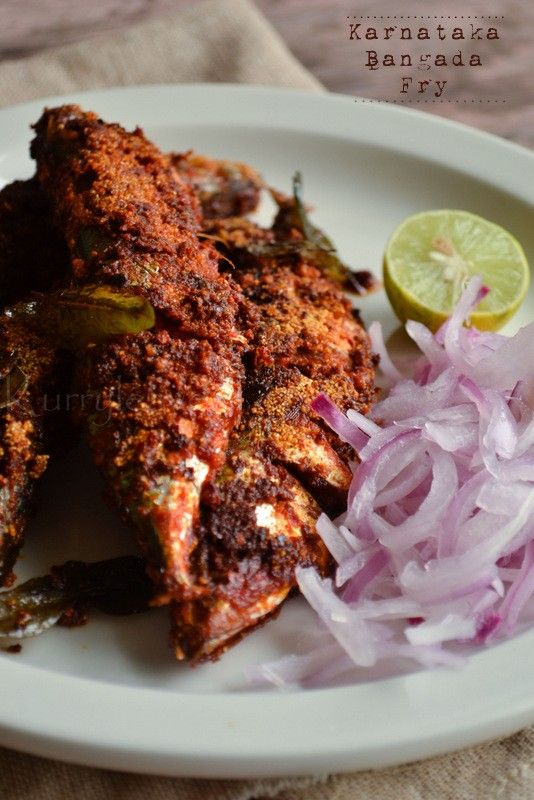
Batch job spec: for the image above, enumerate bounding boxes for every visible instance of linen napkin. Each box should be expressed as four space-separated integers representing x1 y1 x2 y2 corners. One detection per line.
0 0 321 103
0 1 532 798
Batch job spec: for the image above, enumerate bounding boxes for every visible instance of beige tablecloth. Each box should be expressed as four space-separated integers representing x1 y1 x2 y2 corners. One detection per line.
0 1 532 797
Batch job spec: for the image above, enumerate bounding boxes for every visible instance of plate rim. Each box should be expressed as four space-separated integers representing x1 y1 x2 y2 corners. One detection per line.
2 83 534 778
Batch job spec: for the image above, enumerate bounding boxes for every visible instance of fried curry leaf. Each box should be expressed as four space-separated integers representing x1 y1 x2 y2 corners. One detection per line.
0 556 154 646
7 285 156 349
289 171 335 251
263 172 375 292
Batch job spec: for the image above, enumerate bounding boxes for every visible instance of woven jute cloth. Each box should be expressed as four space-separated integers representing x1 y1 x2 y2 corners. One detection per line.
0 1 532 797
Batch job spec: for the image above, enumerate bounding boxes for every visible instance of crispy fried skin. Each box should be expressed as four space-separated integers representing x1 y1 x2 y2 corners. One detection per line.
0 148 258 592
31 106 250 598
171 450 329 660
0 180 69 586
30 115 375 660
170 152 262 220
171 218 377 662
31 109 245 339
240 255 375 509
80 331 243 596
205 217 377 503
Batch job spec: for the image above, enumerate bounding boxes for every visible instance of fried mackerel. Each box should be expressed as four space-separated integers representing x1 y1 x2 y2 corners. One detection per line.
0 149 259 584
0 149 261 590
31 106 259 603
31 113 375 661
170 200 377 661
0 152 261 635
0 180 69 585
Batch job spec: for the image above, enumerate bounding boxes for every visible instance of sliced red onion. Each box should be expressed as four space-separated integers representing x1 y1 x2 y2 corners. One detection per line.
479 391 517 462
460 510 511 552
423 418 478 453
498 539 534 632
368 320 403 382
338 523 364 550
438 470 488 557
475 612 501 643
350 597 422 620
370 367 457 425
248 278 534 689
405 320 446 366
341 549 390 602
496 456 534 483
296 567 380 667
346 408 381 437
498 567 521 582
316 512 356 564
399 555 498 604
476 480 532 516
379 641 467 669
405 613 476 646
375 448 458 551
345 429 422 529
478 493 534 562
303 651 359 687
374 456 431 507
311 392 368 451
335 548 377 588
244 644 343 688
443 276 487 375
427 404 479 425
515 415 534 456
471 322 534 390
490 577 505 598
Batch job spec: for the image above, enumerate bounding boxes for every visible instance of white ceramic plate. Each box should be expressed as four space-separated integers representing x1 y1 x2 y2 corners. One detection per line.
0 84 533 779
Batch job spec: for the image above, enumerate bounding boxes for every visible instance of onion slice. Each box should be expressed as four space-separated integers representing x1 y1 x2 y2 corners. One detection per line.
248 278 534 688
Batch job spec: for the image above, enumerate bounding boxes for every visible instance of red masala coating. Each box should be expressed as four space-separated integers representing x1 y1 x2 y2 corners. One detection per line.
171 448 329 660
31 106 249 597
206 217 377 501
29 112 376 662
80 330 243 594
31 107 245 343
171 217 377 662
0 148 260 591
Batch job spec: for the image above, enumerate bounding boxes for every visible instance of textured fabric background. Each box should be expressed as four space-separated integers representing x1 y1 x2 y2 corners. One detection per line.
1 0 532 147
0 0 532 798
0 0 320 104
